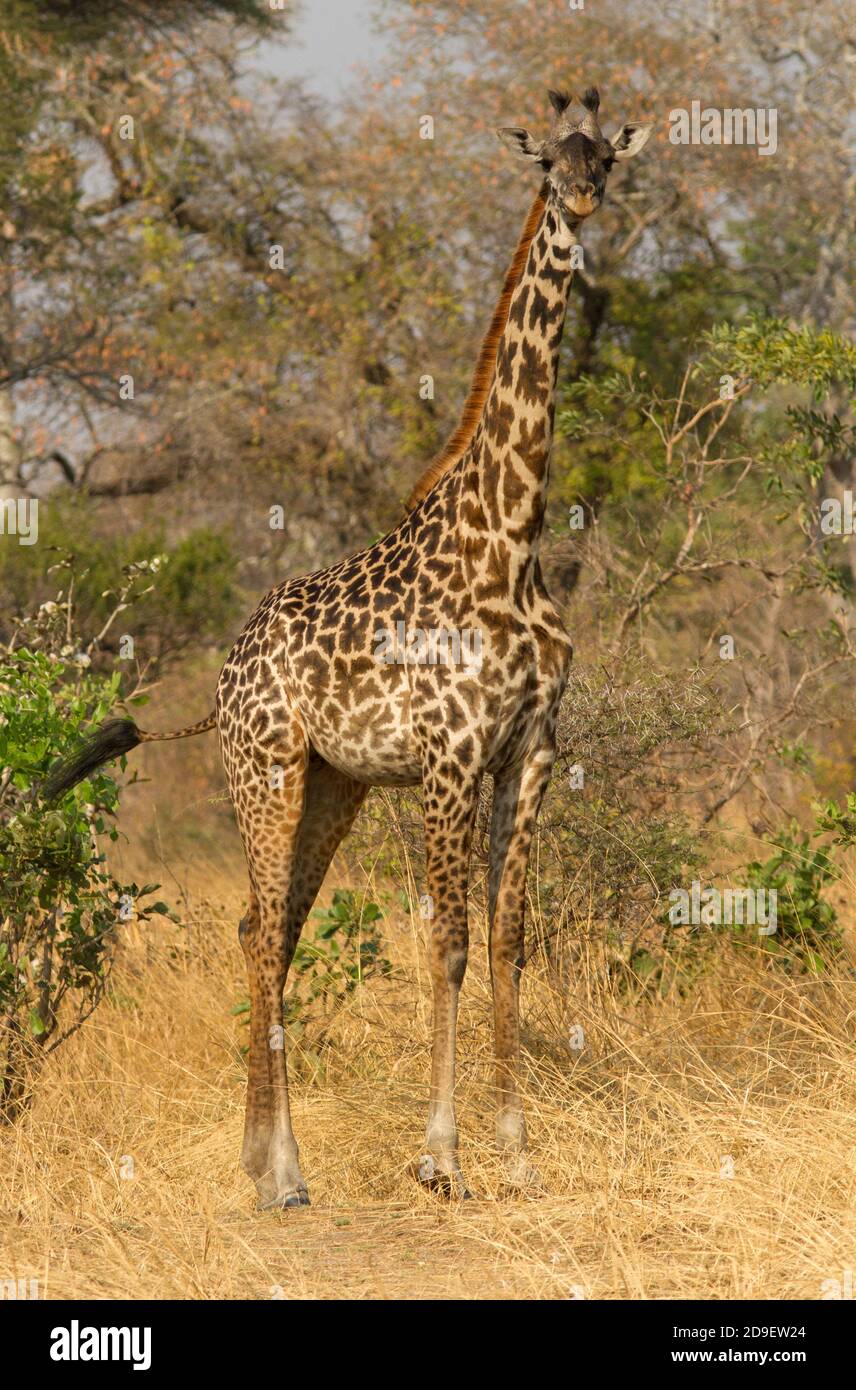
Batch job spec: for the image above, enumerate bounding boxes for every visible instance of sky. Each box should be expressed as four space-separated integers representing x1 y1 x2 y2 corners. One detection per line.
260 0 388 98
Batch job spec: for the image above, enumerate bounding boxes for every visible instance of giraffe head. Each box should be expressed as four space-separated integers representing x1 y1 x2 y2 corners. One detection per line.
497 87 653 222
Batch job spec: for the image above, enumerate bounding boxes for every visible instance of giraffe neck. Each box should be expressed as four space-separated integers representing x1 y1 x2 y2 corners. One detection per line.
458 198 578 573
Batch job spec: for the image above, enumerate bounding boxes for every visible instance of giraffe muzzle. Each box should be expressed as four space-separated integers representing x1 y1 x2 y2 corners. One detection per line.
565 185 600 219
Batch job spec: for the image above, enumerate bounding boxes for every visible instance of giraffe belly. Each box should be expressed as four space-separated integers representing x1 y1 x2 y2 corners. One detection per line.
299 690 423 787
308 733 422 787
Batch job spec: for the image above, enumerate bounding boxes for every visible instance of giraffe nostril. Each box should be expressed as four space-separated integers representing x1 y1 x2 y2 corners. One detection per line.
571 181 596 198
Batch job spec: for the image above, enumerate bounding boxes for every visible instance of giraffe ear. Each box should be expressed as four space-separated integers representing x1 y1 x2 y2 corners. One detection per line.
496 127 547 162
608 122 654 161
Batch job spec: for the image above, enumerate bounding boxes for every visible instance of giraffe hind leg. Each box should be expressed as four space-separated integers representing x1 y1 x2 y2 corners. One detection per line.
234 741 368 1209
232 714 310 1209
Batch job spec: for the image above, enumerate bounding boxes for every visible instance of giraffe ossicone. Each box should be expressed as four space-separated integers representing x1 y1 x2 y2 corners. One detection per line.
44 87 653 1208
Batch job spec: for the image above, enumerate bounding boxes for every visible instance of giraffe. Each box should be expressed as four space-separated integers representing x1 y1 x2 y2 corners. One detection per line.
45 87 652 1207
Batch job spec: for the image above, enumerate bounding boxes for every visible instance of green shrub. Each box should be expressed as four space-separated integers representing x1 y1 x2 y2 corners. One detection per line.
743 821 841 972
0 593 174 1119
0 499 240 665
232 889 392 1054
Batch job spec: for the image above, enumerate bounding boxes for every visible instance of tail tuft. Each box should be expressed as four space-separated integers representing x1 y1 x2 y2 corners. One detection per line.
42 718 142 801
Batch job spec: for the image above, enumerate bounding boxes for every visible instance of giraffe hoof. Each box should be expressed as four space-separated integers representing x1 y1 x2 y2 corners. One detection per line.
409 1158 472 1201
258 1189 311 1211
500 1156 544 1195
421 1175 473 1202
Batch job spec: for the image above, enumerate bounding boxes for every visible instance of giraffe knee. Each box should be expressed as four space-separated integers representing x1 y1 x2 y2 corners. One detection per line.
238 898 261 953
430 940 468 988
447 948 468 987
491 925 525 972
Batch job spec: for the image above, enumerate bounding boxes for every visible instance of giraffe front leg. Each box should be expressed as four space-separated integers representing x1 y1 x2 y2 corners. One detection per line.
488 743 555 1192
416 759 480 1200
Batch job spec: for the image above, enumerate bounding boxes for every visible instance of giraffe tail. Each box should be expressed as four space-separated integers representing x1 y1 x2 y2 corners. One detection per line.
42 711 217 801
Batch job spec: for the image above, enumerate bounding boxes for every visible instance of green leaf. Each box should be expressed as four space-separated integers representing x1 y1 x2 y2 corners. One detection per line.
28 1009 47 1037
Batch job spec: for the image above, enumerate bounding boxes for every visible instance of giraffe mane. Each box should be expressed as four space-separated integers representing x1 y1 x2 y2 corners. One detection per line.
405 180 549 511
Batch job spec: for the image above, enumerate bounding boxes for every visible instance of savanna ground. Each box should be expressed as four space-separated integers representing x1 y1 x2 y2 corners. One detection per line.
3 678 856 1301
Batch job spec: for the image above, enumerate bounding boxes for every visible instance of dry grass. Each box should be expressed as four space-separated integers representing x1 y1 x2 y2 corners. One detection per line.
2 850 856 1301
